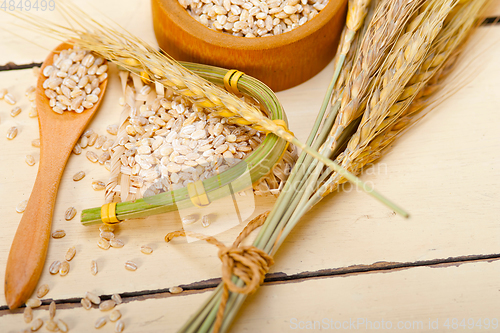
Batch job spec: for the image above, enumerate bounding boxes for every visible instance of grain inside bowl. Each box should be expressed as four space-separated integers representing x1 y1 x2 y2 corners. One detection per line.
153 0 347 90
179 0 329 37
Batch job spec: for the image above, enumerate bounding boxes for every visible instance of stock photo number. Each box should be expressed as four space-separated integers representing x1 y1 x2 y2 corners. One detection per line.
1 0 55 11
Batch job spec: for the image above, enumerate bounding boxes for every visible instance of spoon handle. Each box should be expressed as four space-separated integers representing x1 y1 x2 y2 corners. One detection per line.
4 146 70 309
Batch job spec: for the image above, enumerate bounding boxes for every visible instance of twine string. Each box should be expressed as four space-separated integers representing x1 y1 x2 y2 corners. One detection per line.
164 211 272 333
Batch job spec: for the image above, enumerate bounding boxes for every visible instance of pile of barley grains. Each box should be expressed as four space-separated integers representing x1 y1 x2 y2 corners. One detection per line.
42 47 108 115
179 0 329 37
106 71 264 202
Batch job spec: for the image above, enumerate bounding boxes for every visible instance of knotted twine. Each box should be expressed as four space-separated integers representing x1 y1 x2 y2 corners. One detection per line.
165 211 273 333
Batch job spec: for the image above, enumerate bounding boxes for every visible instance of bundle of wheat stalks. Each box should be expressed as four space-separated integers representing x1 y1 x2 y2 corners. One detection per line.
174 0 490 332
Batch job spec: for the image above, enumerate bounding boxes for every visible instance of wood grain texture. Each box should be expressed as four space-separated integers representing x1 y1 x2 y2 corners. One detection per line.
152 0 347 91
1 258 499 332
4 43 108 309
0 2 499 331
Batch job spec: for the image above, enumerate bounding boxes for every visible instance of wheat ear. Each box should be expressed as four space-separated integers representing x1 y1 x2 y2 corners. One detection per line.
326 0 424 152
317 0 488 199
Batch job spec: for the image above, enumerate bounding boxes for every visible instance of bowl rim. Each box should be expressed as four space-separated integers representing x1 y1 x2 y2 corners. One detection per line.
157 0 348 49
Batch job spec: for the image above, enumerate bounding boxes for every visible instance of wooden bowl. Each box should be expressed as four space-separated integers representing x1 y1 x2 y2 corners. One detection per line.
152 0 347 91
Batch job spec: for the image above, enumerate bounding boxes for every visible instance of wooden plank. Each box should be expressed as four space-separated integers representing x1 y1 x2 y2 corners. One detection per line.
1 258 499 332
485 0 500 18
1 26 500 307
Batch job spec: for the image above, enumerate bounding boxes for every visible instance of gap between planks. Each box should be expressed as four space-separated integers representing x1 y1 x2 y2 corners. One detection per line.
1 252 499 315
0 17 499 70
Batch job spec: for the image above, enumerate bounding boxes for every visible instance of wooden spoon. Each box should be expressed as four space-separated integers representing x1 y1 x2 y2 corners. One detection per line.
4 42 107 309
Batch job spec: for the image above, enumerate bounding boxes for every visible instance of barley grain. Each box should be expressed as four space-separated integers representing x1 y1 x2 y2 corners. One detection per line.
32 138 41 148
24 305 33 323
86 150 99 163
140 245 153 254
95 135 107 149
201 215 211 227
65 207 77 220
96 64 108 75
110 238 124 248
115 319 125 333
85 291 101 305
73 171 85 181
6 126 18 140
95 316 107 329
100 231 114 241
99 300 116 311
4 93 16 105
88 132 98 146
107 124 119 135
125 261 137 271
49 260 62 274
46 319 58 332
65 246 76 261
73 143 82 155
99 224 115 232
111 294 122 305
16 199 28 213
59 261 70 276
169 286 183 294
49 301 56 319
57 319 69 333
102 139 114 151
37 284 50 298
97 238 111 250
10 106 22 117
86 94 98 104
109 309 122 322
90 259 98 275
99 152 110 164
92 180 106 190
181 214 198 225
53 106 64 114
26 298 42 308
81 297 92 309
31 318 43 331
52 229 66 239
80 135 89 148
29 107 38 118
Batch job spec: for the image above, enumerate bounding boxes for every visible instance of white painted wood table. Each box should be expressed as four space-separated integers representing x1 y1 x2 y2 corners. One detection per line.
0 1 500 332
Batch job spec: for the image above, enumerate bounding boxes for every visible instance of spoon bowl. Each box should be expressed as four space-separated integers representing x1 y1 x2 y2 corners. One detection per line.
4 42 107 309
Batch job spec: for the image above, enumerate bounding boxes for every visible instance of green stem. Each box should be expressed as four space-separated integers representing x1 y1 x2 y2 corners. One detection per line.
179 285 223 333
292 138 409 218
